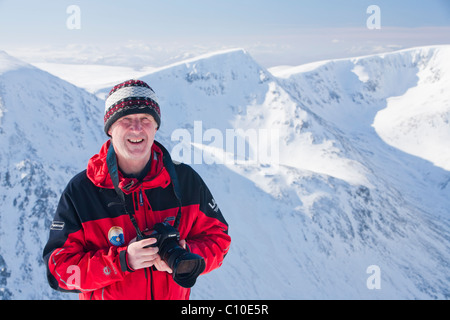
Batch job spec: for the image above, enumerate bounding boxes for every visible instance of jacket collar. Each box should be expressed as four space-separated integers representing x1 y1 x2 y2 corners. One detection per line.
87 139 171 193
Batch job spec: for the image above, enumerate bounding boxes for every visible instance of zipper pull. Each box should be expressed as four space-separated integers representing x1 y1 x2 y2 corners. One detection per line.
139 189 144 207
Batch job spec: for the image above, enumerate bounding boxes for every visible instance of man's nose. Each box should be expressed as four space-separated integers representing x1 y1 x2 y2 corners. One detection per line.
130 119 143 131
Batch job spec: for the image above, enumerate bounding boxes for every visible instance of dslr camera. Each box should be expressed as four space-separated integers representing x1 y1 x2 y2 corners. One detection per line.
142 222 205 288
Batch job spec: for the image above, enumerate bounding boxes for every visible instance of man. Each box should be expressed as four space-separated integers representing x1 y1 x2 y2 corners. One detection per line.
43 79 231 300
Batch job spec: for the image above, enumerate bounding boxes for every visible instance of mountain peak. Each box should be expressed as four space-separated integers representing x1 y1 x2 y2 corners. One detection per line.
270 45 450 78
149 47 254 74
0 50 36 75
178 48 248 64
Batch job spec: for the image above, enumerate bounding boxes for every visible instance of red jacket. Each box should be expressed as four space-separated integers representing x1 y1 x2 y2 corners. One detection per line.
43 140 231 300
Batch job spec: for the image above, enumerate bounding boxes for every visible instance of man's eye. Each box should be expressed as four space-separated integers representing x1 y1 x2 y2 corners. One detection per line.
141 118 153 124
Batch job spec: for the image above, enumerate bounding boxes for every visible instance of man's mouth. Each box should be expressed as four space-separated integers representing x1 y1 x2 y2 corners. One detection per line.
128 138 144 144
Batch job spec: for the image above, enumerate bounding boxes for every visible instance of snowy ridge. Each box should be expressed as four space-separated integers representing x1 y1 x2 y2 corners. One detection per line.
273 45 450 171
0 46 449 299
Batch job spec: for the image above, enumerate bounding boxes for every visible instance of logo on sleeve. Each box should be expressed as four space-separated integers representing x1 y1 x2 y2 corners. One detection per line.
50 220 65 231
108 226 125 246
208 198 219 212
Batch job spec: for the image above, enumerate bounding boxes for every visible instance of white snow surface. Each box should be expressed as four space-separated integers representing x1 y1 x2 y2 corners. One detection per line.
0 46 449 300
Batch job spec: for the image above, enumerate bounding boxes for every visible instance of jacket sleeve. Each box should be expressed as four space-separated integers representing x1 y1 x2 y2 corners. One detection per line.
183 171 231 275
42 183 129 293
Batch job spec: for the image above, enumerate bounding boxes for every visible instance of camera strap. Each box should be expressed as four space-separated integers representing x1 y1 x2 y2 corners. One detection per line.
106 141 183 238
154 140 183 229
106 142 145 240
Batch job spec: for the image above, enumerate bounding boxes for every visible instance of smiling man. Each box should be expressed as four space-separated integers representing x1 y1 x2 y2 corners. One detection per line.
43 79 231 300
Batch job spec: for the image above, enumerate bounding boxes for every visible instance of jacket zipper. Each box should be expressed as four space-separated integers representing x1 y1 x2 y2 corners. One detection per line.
150 267 154 300
144 267 154 300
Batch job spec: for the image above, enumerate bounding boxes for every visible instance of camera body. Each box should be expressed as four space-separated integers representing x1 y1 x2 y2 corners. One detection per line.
143 222 180 252
141 222 205 288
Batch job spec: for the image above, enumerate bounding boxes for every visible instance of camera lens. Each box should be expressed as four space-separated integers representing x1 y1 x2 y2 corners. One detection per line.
171 252 206 288
144 223 206 288
162 244 206 288
177 259 197 275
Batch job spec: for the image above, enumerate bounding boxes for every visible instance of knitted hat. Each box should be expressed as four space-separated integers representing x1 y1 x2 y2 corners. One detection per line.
104 79 161 136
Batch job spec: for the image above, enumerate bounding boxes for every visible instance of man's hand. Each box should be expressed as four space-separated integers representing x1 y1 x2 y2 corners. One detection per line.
127 237 172 273
126 238 186 273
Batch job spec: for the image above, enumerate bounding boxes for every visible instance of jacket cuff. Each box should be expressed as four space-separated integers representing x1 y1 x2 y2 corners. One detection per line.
119 247 135 273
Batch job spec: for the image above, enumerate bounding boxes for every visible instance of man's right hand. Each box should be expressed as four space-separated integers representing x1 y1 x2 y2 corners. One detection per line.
126 238 173 273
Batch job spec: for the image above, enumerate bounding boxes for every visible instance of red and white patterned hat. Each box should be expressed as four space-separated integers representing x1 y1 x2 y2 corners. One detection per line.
104 79 161 136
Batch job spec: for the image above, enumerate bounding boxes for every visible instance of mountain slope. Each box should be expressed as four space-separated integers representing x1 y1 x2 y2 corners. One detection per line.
272 46 450 220
259 46 450 299
0 51 105 299
273 45 450 171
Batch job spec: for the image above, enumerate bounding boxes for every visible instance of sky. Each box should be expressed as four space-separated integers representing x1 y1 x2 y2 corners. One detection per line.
0 0 449 68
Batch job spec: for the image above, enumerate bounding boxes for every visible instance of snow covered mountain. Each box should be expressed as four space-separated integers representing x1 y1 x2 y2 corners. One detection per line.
0 51 105 299
0 46 449 300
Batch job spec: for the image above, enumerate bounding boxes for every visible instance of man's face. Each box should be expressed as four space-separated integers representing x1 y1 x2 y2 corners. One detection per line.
108 113 158 165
